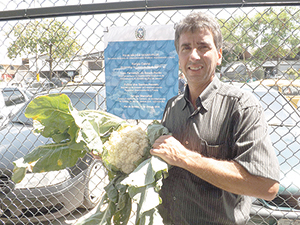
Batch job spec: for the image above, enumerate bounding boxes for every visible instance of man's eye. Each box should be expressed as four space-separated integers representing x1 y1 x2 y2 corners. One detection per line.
199 45 209 50
181 45 191 51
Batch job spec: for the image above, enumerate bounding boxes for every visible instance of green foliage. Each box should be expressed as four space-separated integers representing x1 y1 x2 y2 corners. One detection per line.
219 7 300 64
12 94 170 224
6 19 80 61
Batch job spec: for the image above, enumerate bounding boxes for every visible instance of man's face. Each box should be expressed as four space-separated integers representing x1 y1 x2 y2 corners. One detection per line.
178 29 222 87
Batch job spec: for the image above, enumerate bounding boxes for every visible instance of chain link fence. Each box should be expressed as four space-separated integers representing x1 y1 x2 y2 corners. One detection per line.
0 0 300 224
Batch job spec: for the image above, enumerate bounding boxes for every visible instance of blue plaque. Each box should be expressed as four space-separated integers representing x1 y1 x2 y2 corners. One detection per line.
105 26 178 120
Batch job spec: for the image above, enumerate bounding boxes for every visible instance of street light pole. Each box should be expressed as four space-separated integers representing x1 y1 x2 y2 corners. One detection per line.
49 42 53 80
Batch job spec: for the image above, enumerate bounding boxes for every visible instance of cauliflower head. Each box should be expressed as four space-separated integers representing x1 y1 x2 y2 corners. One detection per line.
103 124 149 174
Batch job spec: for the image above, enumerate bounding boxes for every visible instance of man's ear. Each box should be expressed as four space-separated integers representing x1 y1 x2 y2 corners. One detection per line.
217 48 222 66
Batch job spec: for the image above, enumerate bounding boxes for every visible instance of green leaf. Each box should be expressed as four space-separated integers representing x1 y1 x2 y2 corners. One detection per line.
29 144 86 173
121 156 168 225
78 175 131 225
121 156 168 189
113 192 132 225
104 174 127 203
147 121 171 146
75 194 116 225
12 142 87 183
71 109 104 152
13 94 172 224
72 110 124 154
127 186 144 203
138 184 161 216
12 160 29 183
25 94 75 140
136 208 164 225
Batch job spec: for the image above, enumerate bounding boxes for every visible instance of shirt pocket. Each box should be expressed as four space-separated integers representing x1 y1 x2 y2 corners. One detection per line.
200 139 229 160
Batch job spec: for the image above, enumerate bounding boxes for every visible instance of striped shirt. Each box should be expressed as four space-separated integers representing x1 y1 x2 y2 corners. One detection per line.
159 77 280 225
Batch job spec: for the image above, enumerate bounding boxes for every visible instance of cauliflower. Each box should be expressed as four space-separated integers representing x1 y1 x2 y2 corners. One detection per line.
103 124 149 174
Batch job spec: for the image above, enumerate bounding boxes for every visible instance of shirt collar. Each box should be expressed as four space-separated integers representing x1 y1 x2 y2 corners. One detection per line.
181 76 221 111
181 85 190 110
200 76 221 111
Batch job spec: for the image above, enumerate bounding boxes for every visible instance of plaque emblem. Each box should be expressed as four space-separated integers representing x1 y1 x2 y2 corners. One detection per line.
135 27 146 40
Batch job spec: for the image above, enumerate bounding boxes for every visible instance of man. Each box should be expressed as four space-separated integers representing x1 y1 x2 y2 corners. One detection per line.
150 12 280 224
178 72 186 94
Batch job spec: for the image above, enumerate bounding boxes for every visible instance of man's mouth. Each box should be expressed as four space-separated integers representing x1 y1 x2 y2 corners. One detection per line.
189 65 203 71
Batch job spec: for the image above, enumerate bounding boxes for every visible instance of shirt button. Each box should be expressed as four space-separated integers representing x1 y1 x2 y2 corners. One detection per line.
173 196 176 201
185 141 189 145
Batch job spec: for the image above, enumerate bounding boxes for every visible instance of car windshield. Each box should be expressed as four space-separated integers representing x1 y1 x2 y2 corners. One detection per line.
2 88 26 106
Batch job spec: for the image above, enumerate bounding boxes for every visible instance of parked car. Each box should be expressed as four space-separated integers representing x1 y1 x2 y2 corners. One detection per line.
47 84 106 111
51 77 69 87
251 79 300 109
0 84 108 224
236 83 300 224
27 80 57 94
0 86 33 128
222 62 248 82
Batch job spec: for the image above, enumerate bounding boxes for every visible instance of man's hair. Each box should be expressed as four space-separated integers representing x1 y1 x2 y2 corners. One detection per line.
174 12 223 53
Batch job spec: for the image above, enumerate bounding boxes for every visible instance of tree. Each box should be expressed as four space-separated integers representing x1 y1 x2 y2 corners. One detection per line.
220 7 300 63
220 14 256 66
6 19 80 79
219 7 300 80
251 7 300 62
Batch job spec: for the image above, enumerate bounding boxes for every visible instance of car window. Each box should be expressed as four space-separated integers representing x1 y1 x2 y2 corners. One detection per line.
69 93 96 110
2 88 26 106
11 102 33 125
270 85 279 91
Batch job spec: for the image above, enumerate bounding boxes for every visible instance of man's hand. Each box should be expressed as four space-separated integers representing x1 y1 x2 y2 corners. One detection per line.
150 135 190 167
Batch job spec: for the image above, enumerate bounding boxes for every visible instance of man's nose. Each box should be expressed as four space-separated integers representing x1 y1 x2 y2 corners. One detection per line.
190 48 200 61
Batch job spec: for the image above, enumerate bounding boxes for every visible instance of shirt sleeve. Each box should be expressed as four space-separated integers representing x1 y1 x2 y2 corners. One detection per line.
233 93 280 182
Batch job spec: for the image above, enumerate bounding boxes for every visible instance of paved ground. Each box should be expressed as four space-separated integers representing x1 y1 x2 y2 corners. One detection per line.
48 203 137 225
50 206 99 225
